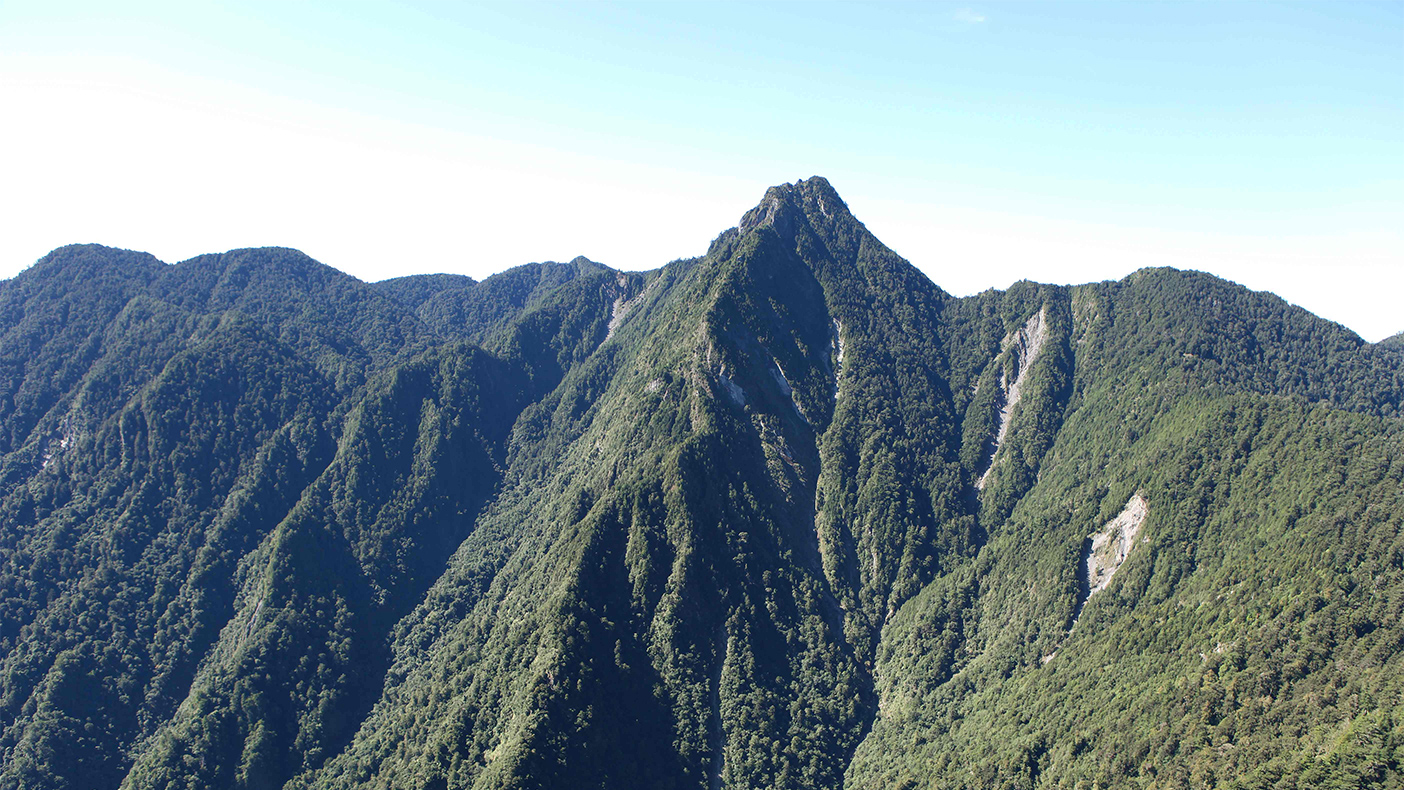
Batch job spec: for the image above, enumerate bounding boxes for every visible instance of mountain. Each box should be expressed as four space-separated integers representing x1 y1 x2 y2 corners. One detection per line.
0 178 1399 790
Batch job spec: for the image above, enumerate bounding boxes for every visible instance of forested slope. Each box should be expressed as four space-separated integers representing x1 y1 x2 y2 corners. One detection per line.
0 178 1398 789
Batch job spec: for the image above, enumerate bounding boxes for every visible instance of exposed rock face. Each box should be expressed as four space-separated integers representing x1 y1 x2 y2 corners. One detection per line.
606 272 656 342
830 318 844 400
605 294 629 341
977 305 1049 489
716 365 746 406
1082 493 1149 602
1044 493 1149 660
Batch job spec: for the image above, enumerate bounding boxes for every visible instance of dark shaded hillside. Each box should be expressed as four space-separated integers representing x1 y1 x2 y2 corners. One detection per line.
0 179 1399 789
376 257 615 344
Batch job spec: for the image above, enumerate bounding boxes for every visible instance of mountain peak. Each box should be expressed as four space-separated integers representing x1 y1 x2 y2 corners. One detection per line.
17 244 166 285
738 176 853 238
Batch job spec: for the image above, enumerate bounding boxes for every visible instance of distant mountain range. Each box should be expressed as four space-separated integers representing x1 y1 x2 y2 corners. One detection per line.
0 177 1399 789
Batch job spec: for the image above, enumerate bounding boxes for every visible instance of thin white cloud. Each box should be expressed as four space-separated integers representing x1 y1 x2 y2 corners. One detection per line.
953 8 986 24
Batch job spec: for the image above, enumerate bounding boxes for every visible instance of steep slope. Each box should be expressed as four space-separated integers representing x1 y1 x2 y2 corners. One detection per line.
121 343 526 790
301 180 1402 789
846 270 1404 787
0 316 338 790
0 179 1399 790
0 245 625 790
0 245 166 459
851 394 1403 789
302 179 938 789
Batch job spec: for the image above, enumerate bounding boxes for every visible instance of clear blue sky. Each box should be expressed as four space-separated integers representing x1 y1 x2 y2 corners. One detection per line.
2 1 1400 339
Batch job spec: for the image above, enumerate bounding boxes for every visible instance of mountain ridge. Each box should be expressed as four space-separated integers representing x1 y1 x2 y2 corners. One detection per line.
0 178 1398 789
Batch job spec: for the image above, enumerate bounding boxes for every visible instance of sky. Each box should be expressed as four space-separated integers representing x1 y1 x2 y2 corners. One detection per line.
1 0 1400 340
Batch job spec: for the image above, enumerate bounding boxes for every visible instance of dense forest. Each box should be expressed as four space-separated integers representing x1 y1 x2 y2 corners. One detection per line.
0 177 1398 789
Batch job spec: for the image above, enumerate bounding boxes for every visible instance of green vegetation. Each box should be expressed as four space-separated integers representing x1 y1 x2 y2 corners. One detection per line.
0 179 1398 788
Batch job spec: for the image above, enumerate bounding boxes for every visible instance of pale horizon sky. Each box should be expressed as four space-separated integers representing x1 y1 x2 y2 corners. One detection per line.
1 1 1400 340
